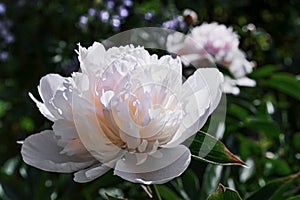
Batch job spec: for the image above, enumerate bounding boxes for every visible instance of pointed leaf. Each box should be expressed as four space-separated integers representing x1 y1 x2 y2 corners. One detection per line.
207 184 242 200
189 131 246 166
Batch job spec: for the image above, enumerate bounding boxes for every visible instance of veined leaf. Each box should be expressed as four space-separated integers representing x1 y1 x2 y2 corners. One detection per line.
207 184 242 200
189 131 246 166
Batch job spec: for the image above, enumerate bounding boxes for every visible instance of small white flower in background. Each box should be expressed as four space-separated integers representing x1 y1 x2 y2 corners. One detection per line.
167 22 256 95
21 42 223 184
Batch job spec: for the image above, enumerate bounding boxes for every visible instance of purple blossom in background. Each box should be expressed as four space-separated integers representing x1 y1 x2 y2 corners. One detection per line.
0 52 8 60
145 12 153 20
0 3 14 61
99 10 110 23
118 6 129 18
162 16 186 31
78 0 133 31
106 0 115 9
79 15 88 28
88 8 96 17
123 0 133 7
0 3 5 14
112 15 121 28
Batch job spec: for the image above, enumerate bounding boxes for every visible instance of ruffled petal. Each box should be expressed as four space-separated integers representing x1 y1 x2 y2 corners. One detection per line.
114 145 191 184
163 68 223 148
73 163 110 183
38 74 66 104
30 74 69 121
52 119 78 140
29 92 56 121
77 42 106 75
21 130 95 173
72 95 122 163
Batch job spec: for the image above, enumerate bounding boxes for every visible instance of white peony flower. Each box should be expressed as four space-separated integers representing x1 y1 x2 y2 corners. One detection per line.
21 42 223 184
166 22 256 95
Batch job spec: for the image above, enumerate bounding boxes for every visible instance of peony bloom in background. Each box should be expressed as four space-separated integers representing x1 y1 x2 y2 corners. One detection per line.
167 22 256 95
21 42 223 184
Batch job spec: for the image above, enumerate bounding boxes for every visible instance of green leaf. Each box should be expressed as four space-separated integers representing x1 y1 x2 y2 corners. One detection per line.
228 104 250 121
200 165 223 200
189 131 245 166
249 65 279 79
292 133 300 151
207 184 242 200
260 73 300 100
287 195 300 200
246 172 300 200
155 185 181 200
181 169 200 200
244 118 282 141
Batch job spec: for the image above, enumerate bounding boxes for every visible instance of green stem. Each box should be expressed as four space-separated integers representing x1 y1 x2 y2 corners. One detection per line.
153 184 162 200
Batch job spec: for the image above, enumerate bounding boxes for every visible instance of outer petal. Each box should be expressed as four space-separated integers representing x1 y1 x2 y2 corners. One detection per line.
72 95 122 163
30 74 69 121
77 42 106 75
163 68 223 148
38 74 66 104
29 93 56 121
229 50 253 78
196 68 224 114
74 163 110 183
235 77 256 87
21 130 95 173
222 76 240 95
52 119 78 140
114 145 191 184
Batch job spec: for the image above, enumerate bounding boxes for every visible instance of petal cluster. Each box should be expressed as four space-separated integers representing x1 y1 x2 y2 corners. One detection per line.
167 22 256 94
22 42 223 184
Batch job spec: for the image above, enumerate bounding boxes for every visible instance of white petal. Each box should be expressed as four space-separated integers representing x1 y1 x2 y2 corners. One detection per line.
163 68 223 148
21 130 95 173
158 55 182 79
51 80 74 121
222 76 240 95
72 95 121 163
193 68 224 114
38 74 65 104
78 42 106 74
119 124 141 150
235 77 256 87
29 93 56 121
114 145 191 184
52 119 78 140
100 90 115 108
31 74 69 121
73 163 110 183
229 50 253 78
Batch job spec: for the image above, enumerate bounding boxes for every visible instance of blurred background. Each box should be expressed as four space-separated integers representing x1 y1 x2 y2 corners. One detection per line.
0 0 299 199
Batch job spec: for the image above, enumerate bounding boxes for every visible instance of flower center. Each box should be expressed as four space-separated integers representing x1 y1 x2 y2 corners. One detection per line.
95 77 183 153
